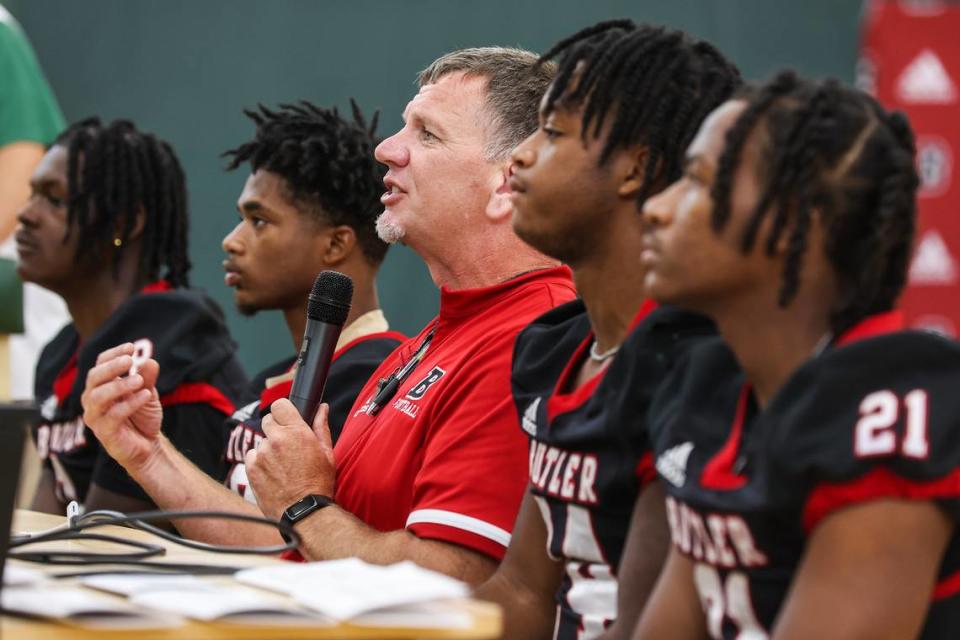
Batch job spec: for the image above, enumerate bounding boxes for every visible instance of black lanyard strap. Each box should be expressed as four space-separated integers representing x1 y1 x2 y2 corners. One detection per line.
368 325 437 415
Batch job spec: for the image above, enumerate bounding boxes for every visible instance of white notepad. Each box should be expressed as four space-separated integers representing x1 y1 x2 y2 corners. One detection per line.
2 563 44 586
130 587 333 626
235 558 470 624
1 585 182 629
80 574 216 596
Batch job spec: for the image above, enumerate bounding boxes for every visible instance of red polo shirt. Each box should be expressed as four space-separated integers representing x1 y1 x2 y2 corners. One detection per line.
334 266 576 560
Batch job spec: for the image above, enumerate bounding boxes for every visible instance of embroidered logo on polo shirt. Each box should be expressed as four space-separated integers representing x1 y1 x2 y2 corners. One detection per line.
406 366 446 400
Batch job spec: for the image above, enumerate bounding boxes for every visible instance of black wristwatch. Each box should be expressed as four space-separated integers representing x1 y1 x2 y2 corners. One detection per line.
279 494 334 542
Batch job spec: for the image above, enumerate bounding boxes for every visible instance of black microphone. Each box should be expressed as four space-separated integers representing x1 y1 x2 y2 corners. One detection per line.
288 271 353 425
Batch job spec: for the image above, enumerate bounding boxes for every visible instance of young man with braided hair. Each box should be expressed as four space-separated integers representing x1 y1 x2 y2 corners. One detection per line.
18 117 248 515
81 101 403 538
634 72 957 639
475 20 741 639
85 49 575 584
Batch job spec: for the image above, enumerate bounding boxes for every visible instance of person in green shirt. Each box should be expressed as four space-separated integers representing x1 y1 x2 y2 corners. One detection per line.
0 3 63 241
0 3 70 401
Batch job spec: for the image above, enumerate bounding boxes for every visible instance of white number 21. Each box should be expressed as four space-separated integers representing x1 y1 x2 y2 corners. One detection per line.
694 564 767 639
854 389 929 459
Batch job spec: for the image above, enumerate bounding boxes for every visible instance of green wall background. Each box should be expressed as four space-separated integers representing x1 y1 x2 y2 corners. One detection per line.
6 0 862 375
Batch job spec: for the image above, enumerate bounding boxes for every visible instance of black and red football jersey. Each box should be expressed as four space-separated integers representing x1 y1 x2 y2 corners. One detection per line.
224 331 402 504
649 311 960 639
512 299 713 639
33 285 248 505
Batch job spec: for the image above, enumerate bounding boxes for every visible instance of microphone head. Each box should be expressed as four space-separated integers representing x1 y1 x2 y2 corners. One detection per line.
306 271 353 325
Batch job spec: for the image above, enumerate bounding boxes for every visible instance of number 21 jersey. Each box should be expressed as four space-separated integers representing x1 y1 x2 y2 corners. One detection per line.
649 311 960 639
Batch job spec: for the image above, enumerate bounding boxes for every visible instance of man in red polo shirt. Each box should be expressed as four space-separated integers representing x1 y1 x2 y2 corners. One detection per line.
85 48 574 584
243 48 575 584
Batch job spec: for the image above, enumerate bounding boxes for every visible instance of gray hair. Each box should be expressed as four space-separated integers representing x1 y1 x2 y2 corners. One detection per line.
418 47 557 161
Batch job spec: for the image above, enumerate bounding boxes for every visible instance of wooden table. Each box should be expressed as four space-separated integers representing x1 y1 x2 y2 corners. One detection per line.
2 511 501 639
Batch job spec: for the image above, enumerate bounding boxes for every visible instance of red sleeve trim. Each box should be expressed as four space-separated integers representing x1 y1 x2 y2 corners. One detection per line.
635 451 657 488
934 570 960 601
407 522 507 561
159 382 235 416
802 465 960 533
332 331 407 363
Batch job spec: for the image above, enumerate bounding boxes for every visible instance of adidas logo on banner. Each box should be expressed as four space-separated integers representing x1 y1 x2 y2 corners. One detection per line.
521 397 540 436
897 49 958 104
909 230 958 285
656 441 694 488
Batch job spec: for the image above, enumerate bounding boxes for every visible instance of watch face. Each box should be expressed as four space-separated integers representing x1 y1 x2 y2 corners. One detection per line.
287 497 317 519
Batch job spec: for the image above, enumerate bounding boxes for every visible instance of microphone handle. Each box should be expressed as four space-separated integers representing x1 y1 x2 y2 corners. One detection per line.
288 320 343 425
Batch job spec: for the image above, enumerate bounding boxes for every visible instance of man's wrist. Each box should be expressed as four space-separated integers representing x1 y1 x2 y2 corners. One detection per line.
127 435 174 484
280 494 335 542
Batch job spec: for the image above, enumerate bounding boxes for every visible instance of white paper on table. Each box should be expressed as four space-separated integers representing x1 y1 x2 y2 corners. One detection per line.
131 586 333 626
80 574 216 596
1 585 182 629
351 600 472 629
3 564 44 586
235 558 470 621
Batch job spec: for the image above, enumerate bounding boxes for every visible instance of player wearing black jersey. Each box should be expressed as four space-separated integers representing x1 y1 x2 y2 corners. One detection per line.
218 102 403 506
633 72 957 639
16 118 247 515
82 101 402 544
474 21 739 640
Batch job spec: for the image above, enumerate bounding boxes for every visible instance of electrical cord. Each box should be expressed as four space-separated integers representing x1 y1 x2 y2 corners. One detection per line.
8 508 300 575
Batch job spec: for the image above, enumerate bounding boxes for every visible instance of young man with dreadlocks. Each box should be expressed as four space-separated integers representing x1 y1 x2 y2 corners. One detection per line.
474 21 740 640
17 118 247 515
633 72 958 639
81 102 403 543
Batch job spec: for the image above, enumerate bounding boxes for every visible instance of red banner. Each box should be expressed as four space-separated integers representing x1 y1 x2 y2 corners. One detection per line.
859 0 960 336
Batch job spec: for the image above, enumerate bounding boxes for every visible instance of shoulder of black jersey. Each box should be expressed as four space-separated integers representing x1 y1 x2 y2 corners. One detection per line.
606 308 718 421
511 298 589 397
335 331 404 364
34 324 80 397
246 356 298 398
324 333 403 442
645 304 716 336
768 330 960 483
619 305 715 361
77 287 246 396
644 335 743 448
328 332 402 387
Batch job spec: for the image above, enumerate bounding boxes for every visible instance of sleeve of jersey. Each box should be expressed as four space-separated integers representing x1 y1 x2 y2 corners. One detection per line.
612 327 714 491
90 403 231 502
773 341 960 534
404 345 529 561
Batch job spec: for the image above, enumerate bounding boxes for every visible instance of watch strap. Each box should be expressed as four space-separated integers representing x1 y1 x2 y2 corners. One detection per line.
279 494 334 542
